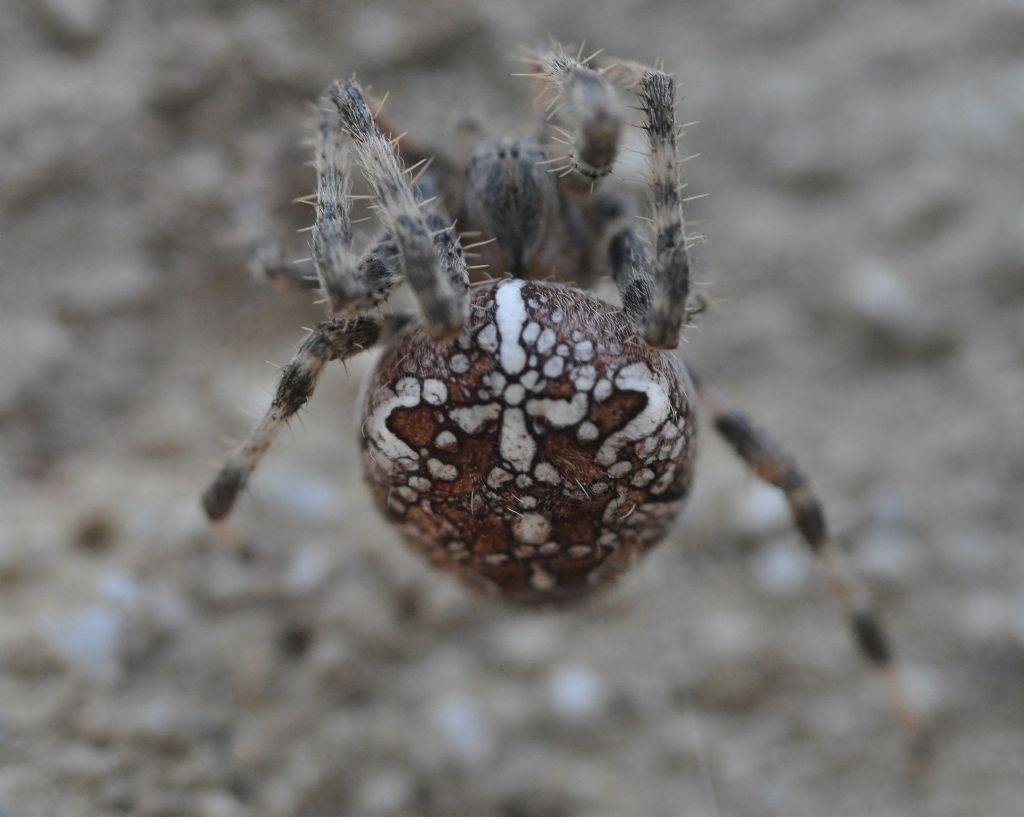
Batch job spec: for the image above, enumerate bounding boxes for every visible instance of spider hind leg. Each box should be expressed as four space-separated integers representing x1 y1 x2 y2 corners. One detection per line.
690 367 932 761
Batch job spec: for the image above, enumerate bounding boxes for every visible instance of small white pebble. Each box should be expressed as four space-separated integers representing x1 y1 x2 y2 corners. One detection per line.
857 529 924 584
99 571 141 605
47 608 123 683
752 540 810 596
284 546 330 596
734 482 791 537
264 471 336 519
357 771 413 815
489 618 560 669
433 694 497 766
547 664 608 721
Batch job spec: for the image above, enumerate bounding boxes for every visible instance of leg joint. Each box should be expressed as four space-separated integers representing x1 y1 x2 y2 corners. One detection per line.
851 609 893 666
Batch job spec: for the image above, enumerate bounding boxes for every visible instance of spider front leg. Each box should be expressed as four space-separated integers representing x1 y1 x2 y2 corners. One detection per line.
309 98 405 315
577 67 694 350
689 369 931 760
232 111 404 306
204 79 471 525
202 314 410 523
328 80 469 339
310 95 468 316
245 218 402 307
527 44 624 191
632 70 694 349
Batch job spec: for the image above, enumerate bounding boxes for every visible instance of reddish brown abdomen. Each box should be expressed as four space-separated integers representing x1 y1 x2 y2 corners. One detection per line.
360 281 696 604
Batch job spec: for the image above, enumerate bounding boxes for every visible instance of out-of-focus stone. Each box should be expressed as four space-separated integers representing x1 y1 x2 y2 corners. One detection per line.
752 539 811 597
957 592 1024 647
837 261 957 360
45 607 124 683
197 791 245 817
486 615 561 672
432 692 498 768
733 482 791 539
283 545 332 597
0 314 73 415
263 471 338 521
856 528 926 586
54 745 120 784
35 0 109 49
55 255 157 321
546 664 609 722
355 771 414 816
146 25 230 113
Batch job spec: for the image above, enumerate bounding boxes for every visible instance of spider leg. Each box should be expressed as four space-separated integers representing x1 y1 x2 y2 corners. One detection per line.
371 100 462 212
425 211 472 297
632 70 692 349
527 44 623 191
579 69 694 349
244 207 402 311
587 193 657 328
689 368 931 760
328 80 469 339
239 101 464 317
201 314 411 522
311 101 398 313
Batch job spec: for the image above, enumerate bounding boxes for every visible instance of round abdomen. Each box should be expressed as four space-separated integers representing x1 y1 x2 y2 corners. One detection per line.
360 280 696 604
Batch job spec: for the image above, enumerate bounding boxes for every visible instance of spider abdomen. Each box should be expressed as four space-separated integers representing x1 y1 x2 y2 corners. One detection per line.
361 280 696 604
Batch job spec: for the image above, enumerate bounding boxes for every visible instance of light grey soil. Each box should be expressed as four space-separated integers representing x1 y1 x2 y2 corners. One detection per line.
2 1 1023 815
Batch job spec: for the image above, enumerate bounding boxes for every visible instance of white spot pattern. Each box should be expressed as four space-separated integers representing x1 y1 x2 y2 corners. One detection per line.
513 513 550 544
500 407 536 472
364 377 422 472
451 403 501 433
422 379 448 405
525 393 589 428
495 280 528 375
596 363 672 467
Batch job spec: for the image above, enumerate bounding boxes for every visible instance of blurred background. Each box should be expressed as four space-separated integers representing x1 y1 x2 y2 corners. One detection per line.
1 1 1023 815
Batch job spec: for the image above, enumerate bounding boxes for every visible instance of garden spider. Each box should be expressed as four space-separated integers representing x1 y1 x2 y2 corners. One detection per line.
201 44 927 754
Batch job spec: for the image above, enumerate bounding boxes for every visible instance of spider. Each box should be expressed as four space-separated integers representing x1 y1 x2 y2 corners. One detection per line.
202 45 926 753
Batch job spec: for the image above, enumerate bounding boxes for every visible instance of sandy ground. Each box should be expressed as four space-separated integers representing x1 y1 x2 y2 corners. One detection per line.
2 1 1023 815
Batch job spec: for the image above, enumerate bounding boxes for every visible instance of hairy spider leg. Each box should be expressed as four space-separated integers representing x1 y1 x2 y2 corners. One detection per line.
573 67 695 351
311 99 403 314
201 315 411 523
632 70 693 349
240 100 462 315
690 367 932 763
528 44 623 190
329 80 469 339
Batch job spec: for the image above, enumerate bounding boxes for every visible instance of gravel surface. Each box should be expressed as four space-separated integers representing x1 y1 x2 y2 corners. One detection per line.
2 1 1023 815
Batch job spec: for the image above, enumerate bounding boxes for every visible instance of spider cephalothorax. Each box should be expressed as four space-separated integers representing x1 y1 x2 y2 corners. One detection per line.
202 44 927 749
